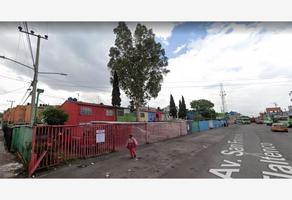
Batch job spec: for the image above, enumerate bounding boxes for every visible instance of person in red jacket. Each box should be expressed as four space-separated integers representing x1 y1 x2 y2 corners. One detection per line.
126 134 138 159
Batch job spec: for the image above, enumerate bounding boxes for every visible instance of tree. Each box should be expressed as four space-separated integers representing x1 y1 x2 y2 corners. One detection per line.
169 94 177 118
178 100 183 119
111 71 121 107
190 99 216 120
108 22 169 120
129 100 135 112
42 106 69 125
181 96 187 119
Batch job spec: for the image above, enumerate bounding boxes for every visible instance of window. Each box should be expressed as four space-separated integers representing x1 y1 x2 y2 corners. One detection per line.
140 113 145 118
106 109 114 116
80 107 92 115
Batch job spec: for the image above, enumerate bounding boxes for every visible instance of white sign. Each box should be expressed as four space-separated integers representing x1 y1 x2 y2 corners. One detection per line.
96 129 105 143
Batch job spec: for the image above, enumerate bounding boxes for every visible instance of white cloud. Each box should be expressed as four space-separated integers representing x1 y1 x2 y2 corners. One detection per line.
144 22 177 41
173 44 186 54
148 23 292 116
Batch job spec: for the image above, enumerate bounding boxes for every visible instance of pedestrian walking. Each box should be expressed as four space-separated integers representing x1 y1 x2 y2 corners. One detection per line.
126 134 138 159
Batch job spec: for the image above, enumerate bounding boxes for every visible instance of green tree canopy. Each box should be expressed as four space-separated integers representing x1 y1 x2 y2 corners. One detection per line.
111 71 121 107
108 22 169 113
190 99 216 120
42 106 69 125
178 100 182 118
129 100 135 112
181 96 187 119
169 94 177 118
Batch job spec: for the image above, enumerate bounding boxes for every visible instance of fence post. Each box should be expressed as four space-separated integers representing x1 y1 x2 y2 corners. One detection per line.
28 126 37 177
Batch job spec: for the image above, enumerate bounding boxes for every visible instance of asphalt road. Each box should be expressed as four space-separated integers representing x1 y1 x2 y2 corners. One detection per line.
35 124 292 178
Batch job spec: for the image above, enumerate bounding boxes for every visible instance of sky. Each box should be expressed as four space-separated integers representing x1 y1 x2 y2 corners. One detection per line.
0 22 292 116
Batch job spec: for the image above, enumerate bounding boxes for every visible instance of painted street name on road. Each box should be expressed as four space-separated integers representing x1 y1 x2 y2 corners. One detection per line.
260 143 292 178
209 134 243 178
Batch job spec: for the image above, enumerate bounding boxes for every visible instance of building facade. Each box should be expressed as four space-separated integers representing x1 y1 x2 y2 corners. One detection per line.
61 100 117 125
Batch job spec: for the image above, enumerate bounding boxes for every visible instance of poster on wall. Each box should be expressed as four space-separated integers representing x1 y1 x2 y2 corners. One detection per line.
96 129 105 143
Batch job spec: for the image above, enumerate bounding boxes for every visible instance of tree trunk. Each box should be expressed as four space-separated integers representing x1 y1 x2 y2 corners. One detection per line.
135 103 140 122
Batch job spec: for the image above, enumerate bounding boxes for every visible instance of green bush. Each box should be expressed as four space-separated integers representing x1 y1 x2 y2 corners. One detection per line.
42 107 69 125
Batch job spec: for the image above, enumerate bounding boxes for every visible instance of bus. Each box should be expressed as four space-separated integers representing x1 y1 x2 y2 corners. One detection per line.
273 116 289 127
238 116 251 124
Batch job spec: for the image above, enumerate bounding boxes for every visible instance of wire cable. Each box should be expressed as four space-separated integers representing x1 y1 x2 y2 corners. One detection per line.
21 91 32 105
0 85 27 95
0 73 31 83
18 85 32 105
23 22 35 66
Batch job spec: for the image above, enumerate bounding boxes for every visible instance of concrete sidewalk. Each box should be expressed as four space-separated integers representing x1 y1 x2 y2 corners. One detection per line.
0 129 23 178
34 126 234 178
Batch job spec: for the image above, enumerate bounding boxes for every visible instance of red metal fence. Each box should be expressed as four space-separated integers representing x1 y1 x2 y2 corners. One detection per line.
28 123 147 176
28 122 186 176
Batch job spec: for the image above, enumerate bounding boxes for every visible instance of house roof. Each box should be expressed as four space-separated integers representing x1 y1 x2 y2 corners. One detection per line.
139 107 162 113
64 100 117 109
266 107 282 113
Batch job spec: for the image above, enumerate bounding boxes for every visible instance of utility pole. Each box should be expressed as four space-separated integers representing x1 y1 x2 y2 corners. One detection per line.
7 100 15 124
220 83 227 113
0 24 67 126
18 25 48 126
34 88 44 124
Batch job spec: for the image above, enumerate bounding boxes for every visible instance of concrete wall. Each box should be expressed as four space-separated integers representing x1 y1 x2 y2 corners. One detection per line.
129 121 187 144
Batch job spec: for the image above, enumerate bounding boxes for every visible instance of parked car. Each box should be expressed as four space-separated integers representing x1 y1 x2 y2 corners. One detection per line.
271 123 288 132
255 118 263 124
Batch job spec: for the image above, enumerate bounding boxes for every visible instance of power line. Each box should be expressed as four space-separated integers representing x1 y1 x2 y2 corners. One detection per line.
22 92 31 105
161 80 292 88
23 22 35 66
39 98 46 104
0 86 28 95
0 73 31 83
164 77 292 84
18 86 32 105
14 31 21 61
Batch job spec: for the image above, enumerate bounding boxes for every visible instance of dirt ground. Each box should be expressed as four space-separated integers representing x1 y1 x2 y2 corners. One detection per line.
0 129 24 178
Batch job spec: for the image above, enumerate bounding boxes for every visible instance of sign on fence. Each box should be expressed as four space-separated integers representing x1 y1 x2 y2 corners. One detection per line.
96 129 105 143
